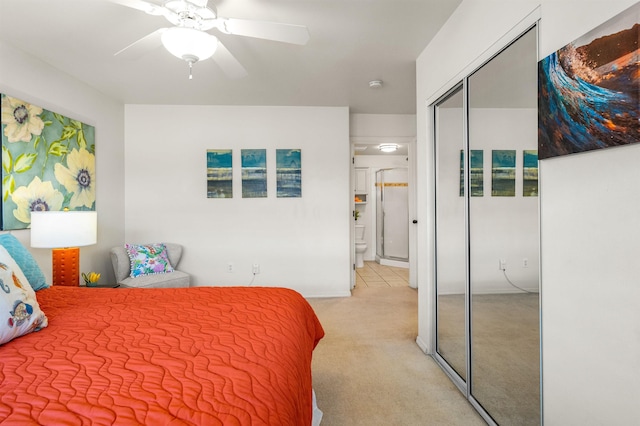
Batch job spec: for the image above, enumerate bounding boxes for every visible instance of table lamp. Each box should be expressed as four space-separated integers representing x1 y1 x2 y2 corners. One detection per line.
30 210 97 286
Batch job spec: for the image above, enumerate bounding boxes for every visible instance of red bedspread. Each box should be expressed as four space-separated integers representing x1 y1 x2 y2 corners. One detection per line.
0 286 324 425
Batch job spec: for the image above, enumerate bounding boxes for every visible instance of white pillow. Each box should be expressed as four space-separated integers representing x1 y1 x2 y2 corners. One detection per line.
0 245 48 345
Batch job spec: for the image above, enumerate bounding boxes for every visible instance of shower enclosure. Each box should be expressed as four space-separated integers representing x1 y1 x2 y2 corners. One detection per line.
375 168 409 262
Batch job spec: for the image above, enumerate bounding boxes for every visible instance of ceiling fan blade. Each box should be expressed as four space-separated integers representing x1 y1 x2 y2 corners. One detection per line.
107 0 165 15
212 41 248 79
114 28 166 59
189 0 209 7
219 18 310 45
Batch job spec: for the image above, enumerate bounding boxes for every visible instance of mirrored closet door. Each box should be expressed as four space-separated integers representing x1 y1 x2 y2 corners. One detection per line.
434 85 466 385
433 25 540 425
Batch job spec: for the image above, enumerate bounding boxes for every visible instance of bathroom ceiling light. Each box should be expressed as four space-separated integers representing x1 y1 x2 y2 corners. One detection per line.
369 80 383 89
378 144 399 152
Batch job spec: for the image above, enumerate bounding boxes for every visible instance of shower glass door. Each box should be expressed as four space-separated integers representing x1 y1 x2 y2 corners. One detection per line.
375 169 409 261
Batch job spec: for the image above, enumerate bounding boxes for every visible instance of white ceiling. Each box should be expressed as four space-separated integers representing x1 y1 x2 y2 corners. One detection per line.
0 0 462 114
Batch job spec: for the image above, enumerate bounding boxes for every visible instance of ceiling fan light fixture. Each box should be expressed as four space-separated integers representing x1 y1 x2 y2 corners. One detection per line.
161 27 218 62
378 143 399 153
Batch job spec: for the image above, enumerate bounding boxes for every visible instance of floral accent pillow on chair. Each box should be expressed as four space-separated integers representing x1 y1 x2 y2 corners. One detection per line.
125 243 175 278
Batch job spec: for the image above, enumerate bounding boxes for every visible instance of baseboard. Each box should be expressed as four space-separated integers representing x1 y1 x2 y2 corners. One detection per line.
189 283 352 299
379 258 409 268
303 291 352 298
416 336 431 355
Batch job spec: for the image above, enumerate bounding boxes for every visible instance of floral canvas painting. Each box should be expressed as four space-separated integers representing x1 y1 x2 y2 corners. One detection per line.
241 149 267 198
1 94 95 230
207 149 233 198
538 3 639 159
276 149 301 198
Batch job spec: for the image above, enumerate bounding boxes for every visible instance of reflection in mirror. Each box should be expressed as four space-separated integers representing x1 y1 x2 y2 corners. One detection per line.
434 86 466 381
468 27 539 425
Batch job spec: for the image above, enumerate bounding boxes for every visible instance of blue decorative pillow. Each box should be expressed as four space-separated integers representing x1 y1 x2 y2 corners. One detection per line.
0 234 49 291
125 243 174 278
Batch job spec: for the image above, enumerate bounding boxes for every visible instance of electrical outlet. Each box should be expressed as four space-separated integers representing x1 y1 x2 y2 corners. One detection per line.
499 259 507 271
252 264 260 274
227 263 234 273
523 258 529 268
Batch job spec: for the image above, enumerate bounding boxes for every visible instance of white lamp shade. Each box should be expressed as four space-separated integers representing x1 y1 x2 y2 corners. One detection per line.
161 27 218 61
30 211 97 248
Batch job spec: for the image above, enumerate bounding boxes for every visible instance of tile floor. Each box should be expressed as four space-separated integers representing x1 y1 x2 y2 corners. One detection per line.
355 261 409 287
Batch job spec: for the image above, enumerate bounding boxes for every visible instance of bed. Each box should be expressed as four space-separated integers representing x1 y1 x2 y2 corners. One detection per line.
0 285 325 425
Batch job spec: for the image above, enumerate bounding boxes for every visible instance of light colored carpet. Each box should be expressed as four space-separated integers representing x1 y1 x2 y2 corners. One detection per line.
308 286 485 426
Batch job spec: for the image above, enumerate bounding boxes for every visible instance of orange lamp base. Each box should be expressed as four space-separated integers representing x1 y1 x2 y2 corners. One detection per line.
52 247 80 286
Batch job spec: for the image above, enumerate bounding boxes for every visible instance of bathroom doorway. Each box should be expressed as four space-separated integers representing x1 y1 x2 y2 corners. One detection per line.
351 137 417 288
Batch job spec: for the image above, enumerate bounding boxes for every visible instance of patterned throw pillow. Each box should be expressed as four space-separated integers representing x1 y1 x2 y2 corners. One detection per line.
125 243 175 278
0 233 49 291
0 246 48 346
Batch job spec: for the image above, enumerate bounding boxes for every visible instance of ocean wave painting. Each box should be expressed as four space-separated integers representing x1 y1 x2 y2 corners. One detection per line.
538 3 639 159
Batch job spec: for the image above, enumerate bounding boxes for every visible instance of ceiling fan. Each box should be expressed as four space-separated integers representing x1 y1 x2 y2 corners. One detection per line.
110 0 310 79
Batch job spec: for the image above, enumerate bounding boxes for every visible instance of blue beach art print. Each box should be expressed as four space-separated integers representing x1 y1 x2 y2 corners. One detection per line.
523 150 539 197
276 149 301 198
492 150 516 197
538 3 639 159
207 149 232 198
241 149 267 198
459 150 484 197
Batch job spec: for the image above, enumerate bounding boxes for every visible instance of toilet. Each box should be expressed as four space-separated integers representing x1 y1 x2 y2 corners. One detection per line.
355 225 367 268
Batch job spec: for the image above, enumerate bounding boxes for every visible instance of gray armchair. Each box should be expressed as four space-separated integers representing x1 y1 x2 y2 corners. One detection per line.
110 243 190 288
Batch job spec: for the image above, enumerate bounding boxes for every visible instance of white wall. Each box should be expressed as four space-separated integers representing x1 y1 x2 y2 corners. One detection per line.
541 142 640 424
416 0 640 424
0 41 125 284
350 114 416 137
537 6 639 424
124 105 351 298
